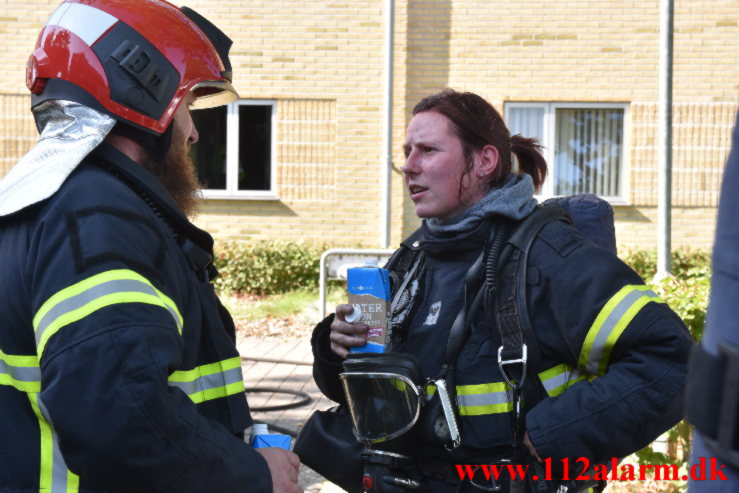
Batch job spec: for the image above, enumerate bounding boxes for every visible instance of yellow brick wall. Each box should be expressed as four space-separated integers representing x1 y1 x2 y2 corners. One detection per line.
181 0 393 247
1 1 737 251
615 205 719 251
0 94 37 177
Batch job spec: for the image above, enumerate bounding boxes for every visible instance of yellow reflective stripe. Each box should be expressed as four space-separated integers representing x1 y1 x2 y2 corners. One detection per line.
0 349 41 393
168 356 241 382
458 402 512 416
190 381 246 405
538 363 568 382
0 374 41 393
169 357 245 405
426 382 513 416
578 285 664 375
33 269 183 359
456 382 509 395
28 393 53 492
28 393 79 492
538 363 594 397
600 295 659 371
1 350 38 367
456 382 512 416
68 472 80 491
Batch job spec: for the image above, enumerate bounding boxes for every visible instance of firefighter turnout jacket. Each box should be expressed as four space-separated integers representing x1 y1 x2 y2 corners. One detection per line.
0 143 272 492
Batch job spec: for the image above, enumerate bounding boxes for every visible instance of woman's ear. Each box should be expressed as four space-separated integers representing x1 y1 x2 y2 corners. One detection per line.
476 144 499 178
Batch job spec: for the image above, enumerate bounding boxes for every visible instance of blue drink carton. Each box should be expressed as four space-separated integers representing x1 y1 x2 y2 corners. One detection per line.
252 434 291 450
347 261 391 354
250 423 291 450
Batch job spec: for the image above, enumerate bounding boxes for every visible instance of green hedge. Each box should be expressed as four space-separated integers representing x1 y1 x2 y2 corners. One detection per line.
213 240 325 296
620 248 711 341
212 242 713 335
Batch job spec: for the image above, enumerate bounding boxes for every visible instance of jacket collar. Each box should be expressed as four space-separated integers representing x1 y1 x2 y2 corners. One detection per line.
88 142 215 255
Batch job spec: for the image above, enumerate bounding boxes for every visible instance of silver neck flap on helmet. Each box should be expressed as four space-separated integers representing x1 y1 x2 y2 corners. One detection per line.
0 100 115 217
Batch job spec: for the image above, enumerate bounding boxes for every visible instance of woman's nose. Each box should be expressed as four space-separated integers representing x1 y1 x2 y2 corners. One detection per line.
402 150 418 175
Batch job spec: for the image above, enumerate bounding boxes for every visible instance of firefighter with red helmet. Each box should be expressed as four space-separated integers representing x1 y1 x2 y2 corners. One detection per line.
0 1 301 491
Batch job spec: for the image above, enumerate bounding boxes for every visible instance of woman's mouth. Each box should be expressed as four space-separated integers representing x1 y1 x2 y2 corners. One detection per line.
408 185 427 201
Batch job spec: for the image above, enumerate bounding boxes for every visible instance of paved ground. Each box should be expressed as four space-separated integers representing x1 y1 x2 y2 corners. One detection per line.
237 335 346 492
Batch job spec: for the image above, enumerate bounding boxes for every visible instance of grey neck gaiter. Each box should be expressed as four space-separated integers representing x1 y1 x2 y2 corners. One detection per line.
424 173 538 237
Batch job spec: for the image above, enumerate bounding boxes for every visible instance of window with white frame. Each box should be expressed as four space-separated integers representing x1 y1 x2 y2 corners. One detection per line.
504 103 627 202
190 100 276 199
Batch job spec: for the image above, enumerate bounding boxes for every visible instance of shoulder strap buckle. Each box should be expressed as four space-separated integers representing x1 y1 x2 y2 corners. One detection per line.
497 344 527 391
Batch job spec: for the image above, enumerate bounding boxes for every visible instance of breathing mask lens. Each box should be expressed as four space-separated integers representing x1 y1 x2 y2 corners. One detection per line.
340 353 424 445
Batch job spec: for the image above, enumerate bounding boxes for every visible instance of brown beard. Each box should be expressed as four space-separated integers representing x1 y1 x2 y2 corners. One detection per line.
141 126 202 217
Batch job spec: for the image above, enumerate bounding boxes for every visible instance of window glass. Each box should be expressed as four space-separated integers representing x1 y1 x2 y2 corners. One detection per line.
505 103 625 199
238 105 271 191
189 101 274 196
190 106 227 190
555 108 623 196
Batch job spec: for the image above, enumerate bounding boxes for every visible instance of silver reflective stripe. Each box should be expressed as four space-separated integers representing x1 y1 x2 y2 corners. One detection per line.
0 351 41 393
456 382 511 416
457 391 508 408
0 358 40 384
46 2 118 46
580 286 663 375
35 278 182 349
541 369 573 395
169 366 243 396
585 289 645 373
539 364 590 397
38 398 69 492
32 395 78 492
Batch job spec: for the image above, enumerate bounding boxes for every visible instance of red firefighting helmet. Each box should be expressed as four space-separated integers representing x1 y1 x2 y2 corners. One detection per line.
26 0 238 135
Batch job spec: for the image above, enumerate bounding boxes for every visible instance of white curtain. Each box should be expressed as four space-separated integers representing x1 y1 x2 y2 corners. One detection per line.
555 108 623 196
507 106 545 173
507 106 545 142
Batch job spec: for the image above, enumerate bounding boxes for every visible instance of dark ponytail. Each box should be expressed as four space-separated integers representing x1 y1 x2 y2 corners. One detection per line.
511 134 547 191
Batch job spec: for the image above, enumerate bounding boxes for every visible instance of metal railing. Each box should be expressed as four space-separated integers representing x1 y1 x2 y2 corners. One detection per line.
319 248 394 317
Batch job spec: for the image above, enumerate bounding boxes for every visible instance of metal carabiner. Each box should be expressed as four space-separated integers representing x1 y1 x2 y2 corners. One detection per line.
497 344 528 390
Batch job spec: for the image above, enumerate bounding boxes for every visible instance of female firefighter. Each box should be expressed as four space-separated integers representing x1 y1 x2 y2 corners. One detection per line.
308 89 692 492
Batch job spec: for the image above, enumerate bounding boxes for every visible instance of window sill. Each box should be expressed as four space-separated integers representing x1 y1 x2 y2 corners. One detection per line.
200 191 280 201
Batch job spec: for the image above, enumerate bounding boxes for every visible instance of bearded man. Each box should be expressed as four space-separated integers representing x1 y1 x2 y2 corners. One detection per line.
0 1 300 492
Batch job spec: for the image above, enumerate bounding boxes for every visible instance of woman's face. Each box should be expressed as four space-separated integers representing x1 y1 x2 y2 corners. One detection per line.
402 111 488 220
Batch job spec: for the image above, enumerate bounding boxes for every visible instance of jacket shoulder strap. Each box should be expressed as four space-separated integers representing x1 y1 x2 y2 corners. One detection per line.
494 204 571 359
491 205 571 449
